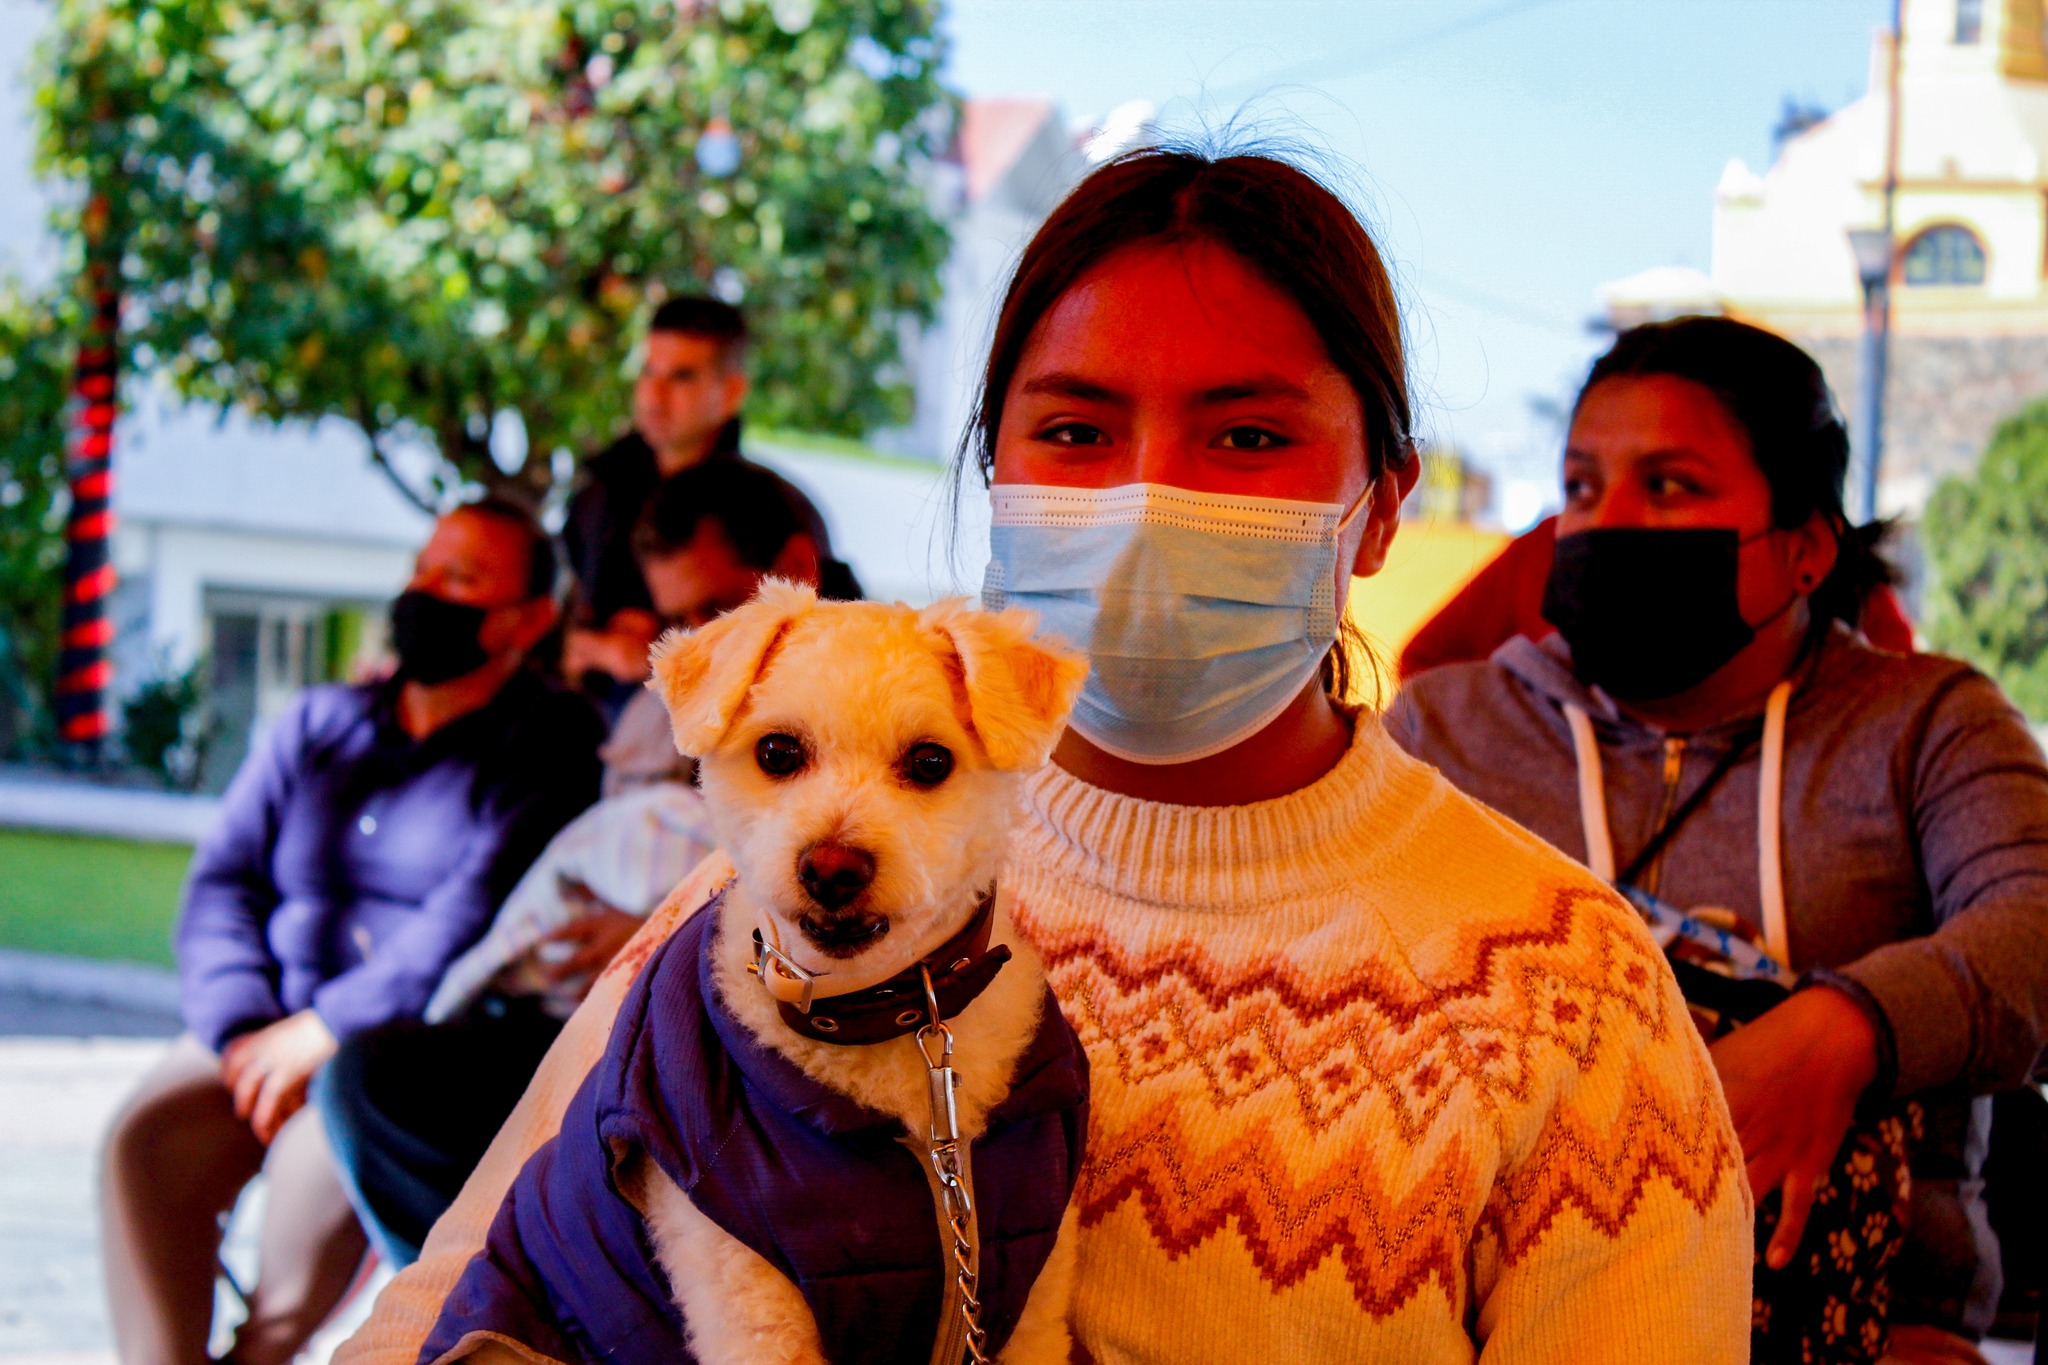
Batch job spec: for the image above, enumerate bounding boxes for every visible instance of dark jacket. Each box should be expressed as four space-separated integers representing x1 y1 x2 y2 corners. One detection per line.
421 896 1088 1365
175 674 603 1052
1387 627 2048 1332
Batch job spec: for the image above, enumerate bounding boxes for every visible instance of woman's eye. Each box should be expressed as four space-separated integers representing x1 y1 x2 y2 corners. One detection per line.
1218 426 1284 451
1645 474 1695 499
902 742 954 787
1041 422 1110 447
1562 476 1593 505
755 733 807 777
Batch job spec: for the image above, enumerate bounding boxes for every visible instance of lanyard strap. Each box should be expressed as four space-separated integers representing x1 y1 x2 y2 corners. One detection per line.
1757 680 1793 965
1567 679 1796 966
1566 705 1616 882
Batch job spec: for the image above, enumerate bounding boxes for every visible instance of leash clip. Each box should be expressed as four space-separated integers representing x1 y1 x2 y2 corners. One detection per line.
916 965 961 1147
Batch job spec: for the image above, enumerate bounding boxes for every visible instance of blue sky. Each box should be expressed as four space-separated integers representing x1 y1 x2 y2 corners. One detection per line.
1 0 1891 522
941 0 1889 521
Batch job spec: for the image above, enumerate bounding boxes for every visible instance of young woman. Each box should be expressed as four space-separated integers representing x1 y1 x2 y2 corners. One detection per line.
1388 316 2048 1364
336 152 1750 1365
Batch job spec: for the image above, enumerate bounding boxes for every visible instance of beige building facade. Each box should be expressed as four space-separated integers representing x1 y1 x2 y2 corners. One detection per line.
1603 0 2048 515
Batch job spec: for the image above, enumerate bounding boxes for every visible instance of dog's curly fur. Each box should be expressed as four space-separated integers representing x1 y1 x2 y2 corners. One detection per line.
636 583 1087 1365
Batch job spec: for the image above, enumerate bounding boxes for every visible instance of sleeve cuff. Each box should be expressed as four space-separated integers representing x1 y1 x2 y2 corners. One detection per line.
181 973 286 1055
1826 937 1978 1097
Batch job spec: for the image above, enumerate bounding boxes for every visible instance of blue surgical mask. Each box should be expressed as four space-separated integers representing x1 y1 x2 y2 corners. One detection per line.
982 482 1368 765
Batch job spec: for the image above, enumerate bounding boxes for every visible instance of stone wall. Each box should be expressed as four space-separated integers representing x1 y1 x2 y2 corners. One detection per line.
1795 332 2048 503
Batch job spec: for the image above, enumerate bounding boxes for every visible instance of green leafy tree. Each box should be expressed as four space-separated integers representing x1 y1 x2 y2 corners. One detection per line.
1922 400 2048 722
123 660 208 787
0 285 74 757
35 0 952 506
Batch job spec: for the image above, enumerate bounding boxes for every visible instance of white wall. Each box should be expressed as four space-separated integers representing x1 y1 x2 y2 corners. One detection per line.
751 443 992 606
110 522 415 673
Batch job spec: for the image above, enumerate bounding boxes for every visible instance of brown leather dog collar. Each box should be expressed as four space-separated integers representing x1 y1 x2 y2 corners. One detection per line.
748 889 1010 1046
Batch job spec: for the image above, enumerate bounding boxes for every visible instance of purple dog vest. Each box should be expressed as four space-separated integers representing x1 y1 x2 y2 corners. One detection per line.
421 893 1088 1365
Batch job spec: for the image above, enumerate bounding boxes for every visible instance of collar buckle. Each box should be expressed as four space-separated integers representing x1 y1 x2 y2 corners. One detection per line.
750 933 821 1014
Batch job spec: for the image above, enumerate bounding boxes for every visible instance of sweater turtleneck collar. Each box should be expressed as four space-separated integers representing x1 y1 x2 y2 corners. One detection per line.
1014 713 1441 912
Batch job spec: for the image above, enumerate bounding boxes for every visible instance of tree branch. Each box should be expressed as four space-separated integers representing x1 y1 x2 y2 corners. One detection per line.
352 402 437 516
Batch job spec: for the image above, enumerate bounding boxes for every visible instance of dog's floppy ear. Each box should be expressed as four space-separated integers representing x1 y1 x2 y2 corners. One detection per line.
650 580 817 756
920 599 1088 771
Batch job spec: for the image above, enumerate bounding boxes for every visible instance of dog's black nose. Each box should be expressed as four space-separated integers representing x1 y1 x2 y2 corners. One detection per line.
798 843 876 910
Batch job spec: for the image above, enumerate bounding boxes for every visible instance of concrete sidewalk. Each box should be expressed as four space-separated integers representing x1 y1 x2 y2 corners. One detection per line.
0 974 378 1364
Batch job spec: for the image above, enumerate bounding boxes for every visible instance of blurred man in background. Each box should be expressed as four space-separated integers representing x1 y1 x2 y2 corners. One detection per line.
560 297 855 719
318 459 844 1266
100 499 601 1365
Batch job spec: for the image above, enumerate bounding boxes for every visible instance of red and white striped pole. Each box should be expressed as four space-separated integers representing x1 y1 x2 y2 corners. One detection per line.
55 228 119 752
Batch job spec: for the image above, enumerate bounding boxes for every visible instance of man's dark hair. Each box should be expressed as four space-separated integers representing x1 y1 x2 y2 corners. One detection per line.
633 460 807 571
649 296 748 365
456 495 559 601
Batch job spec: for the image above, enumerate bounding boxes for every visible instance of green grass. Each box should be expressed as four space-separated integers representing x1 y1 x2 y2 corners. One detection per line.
0 828 192 965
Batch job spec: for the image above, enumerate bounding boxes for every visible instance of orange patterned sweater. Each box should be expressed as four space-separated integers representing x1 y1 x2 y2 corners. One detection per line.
1007 719 1751 1363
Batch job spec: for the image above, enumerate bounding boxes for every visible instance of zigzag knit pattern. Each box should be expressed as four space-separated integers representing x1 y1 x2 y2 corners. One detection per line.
1005 719 1753 1363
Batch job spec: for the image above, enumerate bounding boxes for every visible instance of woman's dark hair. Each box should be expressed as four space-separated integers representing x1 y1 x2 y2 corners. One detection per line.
959 147 1417 701
1577 315 1893 633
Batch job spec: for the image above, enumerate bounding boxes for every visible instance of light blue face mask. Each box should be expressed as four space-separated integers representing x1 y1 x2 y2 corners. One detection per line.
982 482 1368 765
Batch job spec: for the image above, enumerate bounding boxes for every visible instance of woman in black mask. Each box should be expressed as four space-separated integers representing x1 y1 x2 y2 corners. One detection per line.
1388 315 2048 1365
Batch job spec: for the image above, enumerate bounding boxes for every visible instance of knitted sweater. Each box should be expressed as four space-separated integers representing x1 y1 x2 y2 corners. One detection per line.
1006 718 1750 1362
338 719 1750 1365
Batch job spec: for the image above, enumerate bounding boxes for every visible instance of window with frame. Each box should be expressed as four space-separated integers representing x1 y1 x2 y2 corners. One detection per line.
1902 225 1987 286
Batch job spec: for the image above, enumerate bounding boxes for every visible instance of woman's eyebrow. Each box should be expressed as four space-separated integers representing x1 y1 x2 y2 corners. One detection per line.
1637 446 1715 468
1018 371 1128 405
1562 444 1709 466
1193 376 1312 405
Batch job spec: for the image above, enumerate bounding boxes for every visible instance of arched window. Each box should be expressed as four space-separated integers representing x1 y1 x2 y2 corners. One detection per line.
1902 225 1987 286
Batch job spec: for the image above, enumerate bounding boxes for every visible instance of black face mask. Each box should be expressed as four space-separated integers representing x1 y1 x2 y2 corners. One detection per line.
389 589 492 685
1541 528 1760 702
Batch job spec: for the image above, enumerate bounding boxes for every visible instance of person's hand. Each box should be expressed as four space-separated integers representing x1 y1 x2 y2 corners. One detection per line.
536 906 645 992
562 612 660 685
1708 984 1880 1269
218 1010 339 1144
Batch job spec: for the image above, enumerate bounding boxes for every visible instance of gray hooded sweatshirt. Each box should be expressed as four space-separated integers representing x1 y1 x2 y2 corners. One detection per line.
1386 626 2048 1334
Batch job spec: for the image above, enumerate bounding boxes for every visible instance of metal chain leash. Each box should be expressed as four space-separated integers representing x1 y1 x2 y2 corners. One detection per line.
918 966 990 1365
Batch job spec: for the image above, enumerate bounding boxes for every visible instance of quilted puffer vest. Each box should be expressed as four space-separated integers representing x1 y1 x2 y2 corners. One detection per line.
422 894 1089 1365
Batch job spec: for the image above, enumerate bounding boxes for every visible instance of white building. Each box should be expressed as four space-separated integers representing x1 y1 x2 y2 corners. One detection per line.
1601 0 2048 514
104 398 428 785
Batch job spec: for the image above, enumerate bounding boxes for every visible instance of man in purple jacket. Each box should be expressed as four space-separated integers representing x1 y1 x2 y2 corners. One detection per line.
100 498 603 1365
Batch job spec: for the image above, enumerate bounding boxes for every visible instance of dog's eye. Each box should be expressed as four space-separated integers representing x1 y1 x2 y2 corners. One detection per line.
904 742 953 787
755 733 807 777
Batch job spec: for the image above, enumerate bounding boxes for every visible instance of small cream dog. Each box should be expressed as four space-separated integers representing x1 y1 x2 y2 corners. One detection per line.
422 582 1090 1365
